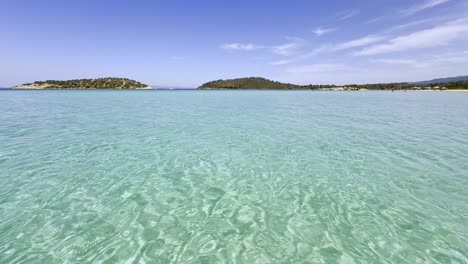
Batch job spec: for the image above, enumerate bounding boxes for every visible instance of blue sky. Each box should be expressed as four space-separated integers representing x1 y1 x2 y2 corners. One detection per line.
1 0 468 87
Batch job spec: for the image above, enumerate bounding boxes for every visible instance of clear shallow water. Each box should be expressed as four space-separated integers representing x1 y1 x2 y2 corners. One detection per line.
0 90 467 264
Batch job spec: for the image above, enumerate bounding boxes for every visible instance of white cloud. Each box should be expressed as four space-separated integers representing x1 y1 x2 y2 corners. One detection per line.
371 51 468 67
221 43 263 51
432 51 468 63
367 16 386 24
222 38 305 55
402 0 450 16
371 51 468 68
372 59 419 67
279 50 468 85
376 59 417 65
354 18 468 56
286 64 342 73
270 47 326 65
333 35 385 50
339 9 360 20
271 60 292 66
270 35 384 65
272 43 299 55
313 27 336 36
272 37 305 56
387 18 442 33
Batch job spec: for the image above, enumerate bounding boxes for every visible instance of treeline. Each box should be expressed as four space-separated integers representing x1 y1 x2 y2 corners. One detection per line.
365 81 468 90
21 77 149 89
436 81 468 90
346 83 412 90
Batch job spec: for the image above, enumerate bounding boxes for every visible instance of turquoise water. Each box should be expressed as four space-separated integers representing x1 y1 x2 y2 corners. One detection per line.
0 90 467 263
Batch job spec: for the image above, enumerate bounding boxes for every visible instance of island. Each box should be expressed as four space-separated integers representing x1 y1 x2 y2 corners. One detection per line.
199 77 468 90
13 77 151 89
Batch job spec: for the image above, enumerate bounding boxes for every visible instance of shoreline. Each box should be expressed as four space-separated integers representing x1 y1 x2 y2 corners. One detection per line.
3 87 468 91
443 89 468 92
11 86 153 90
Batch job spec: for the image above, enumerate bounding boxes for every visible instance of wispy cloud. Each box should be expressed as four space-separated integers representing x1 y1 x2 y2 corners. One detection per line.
367 16 386 24
402 0 450 16
271 47 326 65
221 43 263 51
372 59 419 66
272 37 305 56
271 60 291 66
285 64 342 73
372 51 468 68
272 43 299 55
313 27 336 36
431 51 468 63
270 35 384 65
339 9 360 20
221 38 305 55
354 18 468 56
387 17 447 33
333 35 385 50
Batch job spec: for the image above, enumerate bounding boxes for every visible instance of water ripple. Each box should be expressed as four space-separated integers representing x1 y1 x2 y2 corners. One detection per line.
0 90 467 263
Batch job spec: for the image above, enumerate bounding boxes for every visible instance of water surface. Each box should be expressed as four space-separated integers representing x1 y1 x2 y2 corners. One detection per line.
0 90 467 263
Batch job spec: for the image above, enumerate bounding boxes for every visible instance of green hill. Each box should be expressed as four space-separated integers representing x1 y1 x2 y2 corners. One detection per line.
14 77 151 89
198 77 335 89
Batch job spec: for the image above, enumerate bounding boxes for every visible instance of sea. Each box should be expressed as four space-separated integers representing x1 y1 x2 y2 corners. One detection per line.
0 89 467 263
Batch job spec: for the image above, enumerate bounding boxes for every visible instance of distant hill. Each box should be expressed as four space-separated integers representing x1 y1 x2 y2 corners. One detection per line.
200 76 468 90
198 77 407 90
414 75 468 85
199 77 334 89
14 77 151 89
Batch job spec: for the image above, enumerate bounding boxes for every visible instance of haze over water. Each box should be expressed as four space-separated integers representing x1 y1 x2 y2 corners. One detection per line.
0 90 467 263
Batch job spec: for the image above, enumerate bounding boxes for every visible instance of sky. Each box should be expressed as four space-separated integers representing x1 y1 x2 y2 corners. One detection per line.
1 0 468 87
